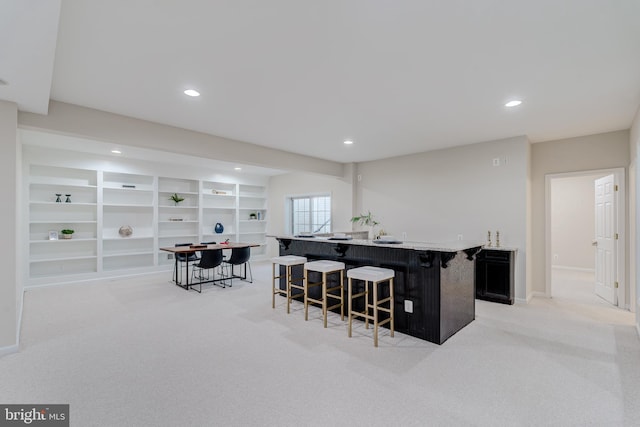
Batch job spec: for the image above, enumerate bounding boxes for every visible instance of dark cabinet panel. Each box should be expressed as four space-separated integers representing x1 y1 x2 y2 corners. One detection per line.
476 249 515 304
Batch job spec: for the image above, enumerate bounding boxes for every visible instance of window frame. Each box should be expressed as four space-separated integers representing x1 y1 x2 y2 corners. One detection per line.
286 193 332 235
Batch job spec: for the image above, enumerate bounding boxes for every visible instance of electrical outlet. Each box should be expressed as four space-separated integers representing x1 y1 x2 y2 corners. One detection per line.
404 300 413 313
493 158 500 166
457 234 463 241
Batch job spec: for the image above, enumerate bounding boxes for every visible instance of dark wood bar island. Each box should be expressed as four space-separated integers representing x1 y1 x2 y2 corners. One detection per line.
273 236 482 345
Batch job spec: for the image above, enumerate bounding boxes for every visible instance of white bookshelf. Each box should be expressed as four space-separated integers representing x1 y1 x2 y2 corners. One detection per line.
238 184 267 257
157 177 200 266
201 180 237 244
28 165 99 279
26 166 268 284
101 172 155 272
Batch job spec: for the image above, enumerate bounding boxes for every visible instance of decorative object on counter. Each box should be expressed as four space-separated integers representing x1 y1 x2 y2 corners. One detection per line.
48 230 58 240
119 225 133 237
350 211 379 240
55 193 62 203
329 233 352 241
60 229 74 239
373 235 403 244
295 233 315 238
249 212 257 220
65 194 71 203
214 222 224 234
169 193 184 206
487 230 492 247
496 230 500 247
257 211 261 220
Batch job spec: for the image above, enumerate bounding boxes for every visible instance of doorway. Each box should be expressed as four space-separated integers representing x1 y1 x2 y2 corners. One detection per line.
545 168 627 310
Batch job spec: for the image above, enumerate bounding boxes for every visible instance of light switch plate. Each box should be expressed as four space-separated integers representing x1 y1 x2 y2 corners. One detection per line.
404 300 413 313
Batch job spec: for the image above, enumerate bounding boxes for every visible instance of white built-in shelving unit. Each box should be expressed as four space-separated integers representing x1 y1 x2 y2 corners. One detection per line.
157 177 200 267
238 184 268 257
28 165 99 279
102 172 155 272
26 164 268 286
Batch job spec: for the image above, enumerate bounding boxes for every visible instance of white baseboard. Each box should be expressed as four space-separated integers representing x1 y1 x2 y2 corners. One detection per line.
25 267 172 290
0 344 19 358
16 286 25 349
552 265 595 273
517 291 546 304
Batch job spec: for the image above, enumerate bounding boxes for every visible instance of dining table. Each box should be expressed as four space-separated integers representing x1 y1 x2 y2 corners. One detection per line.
160 242 259 292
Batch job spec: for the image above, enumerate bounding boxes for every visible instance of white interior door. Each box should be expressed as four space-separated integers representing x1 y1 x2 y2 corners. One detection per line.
594 174 617 305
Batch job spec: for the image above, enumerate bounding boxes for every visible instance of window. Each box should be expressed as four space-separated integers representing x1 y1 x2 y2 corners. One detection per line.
290 194 331 235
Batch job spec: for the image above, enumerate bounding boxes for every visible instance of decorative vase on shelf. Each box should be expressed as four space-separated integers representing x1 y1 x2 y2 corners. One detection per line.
55 194 62 203
65 194 71 203
119 225 133 237
214 222 224 234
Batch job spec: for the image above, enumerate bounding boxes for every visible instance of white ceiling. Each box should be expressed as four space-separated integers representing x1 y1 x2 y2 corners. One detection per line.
3 0 640 163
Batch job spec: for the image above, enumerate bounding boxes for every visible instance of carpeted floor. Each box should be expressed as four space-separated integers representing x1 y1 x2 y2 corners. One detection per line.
1 262 639 426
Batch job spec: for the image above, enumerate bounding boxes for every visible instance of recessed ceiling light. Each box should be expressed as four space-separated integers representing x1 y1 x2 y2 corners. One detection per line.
184 89 200 97
234 167 242 171
343 140 354 145
111 149 121 154
505 100 522 107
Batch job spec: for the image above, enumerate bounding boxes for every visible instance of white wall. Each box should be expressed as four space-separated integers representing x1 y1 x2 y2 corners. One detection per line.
0 101 18 353
531 130 630 297
355 136 530 300
20 101 344 178
267 167 355 257
631 107 640 330
550 174 606 270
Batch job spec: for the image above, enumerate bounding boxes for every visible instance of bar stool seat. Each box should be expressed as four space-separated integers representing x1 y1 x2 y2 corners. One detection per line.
271 255 307 313
304 260 345 327
347 266 395 347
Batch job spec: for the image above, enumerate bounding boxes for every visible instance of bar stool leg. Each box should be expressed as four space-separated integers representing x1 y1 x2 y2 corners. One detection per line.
285 265 291 314
272 262 277 309
365 282 370 330
339 271 344 321
304 268 309 321
322 272 328 328
348 277 353 337
390 278 395 338
374 280 379 347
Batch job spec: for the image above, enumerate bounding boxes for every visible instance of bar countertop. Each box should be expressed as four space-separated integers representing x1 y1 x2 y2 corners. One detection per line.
269 234 484 252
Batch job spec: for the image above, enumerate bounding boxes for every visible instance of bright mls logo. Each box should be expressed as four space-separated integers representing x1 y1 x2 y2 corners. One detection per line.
0 405 68 426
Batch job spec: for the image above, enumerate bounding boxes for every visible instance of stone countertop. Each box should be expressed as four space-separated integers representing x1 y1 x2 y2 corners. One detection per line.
269 235 484 252
481 245 518 252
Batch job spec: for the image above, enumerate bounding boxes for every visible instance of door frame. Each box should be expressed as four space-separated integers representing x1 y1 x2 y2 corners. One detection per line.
545 167 627 308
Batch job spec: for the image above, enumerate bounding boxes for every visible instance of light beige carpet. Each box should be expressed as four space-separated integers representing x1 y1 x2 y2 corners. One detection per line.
1 263 638 426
